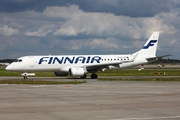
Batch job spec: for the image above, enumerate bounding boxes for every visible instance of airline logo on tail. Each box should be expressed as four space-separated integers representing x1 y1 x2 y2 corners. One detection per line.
143 40 157 49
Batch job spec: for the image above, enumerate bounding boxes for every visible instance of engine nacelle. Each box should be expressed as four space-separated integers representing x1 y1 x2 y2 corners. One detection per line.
69 67 86 76
54 71 69 76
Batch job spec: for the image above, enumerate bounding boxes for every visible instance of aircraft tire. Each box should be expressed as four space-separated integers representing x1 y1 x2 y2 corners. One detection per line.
23 76 27 79
80 74 87 79
91 74 98 79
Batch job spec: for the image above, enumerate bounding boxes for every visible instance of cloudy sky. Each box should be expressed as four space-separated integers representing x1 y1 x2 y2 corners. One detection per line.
0 0 180 59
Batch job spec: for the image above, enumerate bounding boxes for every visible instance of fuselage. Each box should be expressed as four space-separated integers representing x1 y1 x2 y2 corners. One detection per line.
6 54 133 72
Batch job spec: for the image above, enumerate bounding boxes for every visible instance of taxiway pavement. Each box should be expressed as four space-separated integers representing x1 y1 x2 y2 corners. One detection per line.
0 77 180 120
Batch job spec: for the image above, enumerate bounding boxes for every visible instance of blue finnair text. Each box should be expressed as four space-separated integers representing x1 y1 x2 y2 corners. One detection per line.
38 56 102 64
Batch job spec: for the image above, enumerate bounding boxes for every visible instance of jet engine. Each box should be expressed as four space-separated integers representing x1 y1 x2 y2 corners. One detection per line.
54 71 69 76
69 67 87 76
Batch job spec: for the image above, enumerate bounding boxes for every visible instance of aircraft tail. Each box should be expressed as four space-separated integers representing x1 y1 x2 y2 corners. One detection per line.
133 32 159 59
140 32 159 57
129 32 162 65
120 32 170 68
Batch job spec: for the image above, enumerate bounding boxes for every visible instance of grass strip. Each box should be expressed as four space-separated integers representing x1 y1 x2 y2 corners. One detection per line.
0 79 86 84
98 77 180 81
1 69 180 77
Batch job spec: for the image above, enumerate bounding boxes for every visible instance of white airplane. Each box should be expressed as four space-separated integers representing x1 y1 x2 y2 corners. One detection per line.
6 32 170 79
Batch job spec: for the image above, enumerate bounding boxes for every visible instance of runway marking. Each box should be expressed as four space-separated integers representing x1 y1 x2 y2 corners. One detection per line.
112 115 180 120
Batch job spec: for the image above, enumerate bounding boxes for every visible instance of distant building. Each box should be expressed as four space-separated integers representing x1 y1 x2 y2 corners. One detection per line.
0 63 9 66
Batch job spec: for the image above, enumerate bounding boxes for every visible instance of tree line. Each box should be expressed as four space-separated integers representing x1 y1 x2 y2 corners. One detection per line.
0 59 15 63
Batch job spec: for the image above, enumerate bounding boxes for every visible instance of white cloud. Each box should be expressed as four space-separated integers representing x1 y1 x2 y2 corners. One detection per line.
169 39 180 47
0 4 180 58
0 25 19 36
43 5 83 20
24 24 54 37
61 40 82 50
43 5 177 40
142 15 177 36
53 26 77 36
89 38 118 49
25 30 52 37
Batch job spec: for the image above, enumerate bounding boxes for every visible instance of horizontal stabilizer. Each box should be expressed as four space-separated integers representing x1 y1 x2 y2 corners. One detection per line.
146 54 171 62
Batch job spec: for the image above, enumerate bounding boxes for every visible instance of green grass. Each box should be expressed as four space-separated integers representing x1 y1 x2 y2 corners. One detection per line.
1 67 180 83
0 69 55 77
97 69 180 76
98 77 180 81
0 79 86 84
1 68 180 76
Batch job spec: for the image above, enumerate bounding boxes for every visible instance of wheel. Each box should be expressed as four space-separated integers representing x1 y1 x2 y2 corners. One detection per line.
23 76 28 79
80 74 87 79
91 74 98 79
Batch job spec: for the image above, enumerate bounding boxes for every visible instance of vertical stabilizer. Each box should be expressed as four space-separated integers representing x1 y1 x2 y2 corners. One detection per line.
135 32 159 58
142 32 159 57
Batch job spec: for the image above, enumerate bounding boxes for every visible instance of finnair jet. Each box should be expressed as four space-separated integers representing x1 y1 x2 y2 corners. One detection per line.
6 32 169 79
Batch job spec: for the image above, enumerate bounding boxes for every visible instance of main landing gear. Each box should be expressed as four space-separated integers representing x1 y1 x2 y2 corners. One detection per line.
80 74 87 79
91 73 98 79
80 74 98 79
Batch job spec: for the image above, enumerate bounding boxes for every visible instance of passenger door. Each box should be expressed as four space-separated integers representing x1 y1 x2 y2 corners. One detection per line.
29 56 35 67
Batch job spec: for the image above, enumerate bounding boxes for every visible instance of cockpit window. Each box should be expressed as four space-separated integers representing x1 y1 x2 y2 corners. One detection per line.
14 59 23 62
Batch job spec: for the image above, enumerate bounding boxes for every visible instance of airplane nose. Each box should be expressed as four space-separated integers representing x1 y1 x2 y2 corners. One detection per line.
5 65 12 71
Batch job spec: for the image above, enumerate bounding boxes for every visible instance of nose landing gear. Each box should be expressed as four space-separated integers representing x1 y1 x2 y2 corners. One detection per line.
21 72 28 79
21 72 35 79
